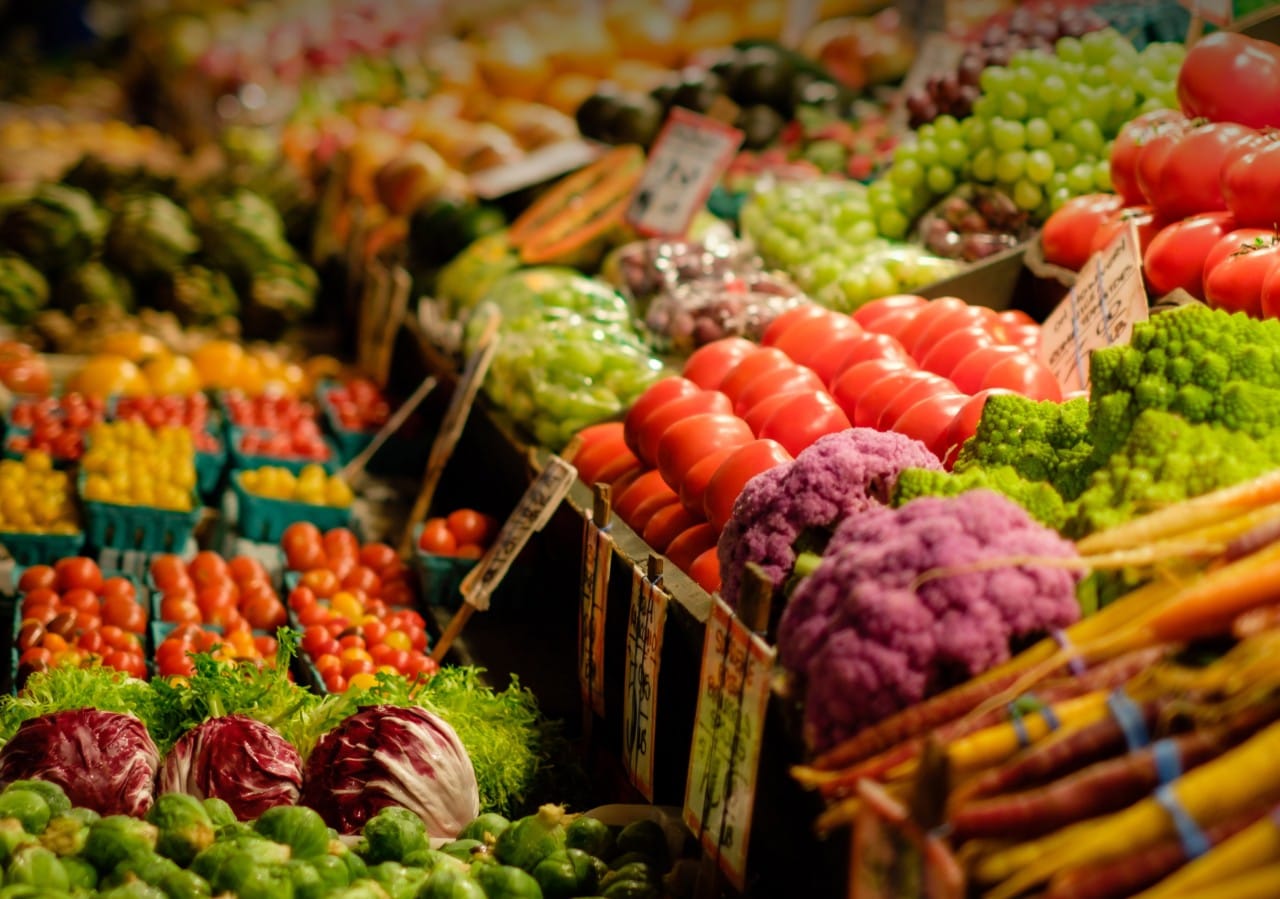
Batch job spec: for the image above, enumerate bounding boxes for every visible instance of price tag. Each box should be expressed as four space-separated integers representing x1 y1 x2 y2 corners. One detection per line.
460 455 576 611
1179 0 1233 26
685 598 732 842
625 108 744 239
1039 223 1149 394
578 502 613 716
622 561 669 801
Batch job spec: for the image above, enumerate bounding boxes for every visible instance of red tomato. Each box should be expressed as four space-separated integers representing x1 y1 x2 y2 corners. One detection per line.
1177 31 1280 130
189 551 230 588
1203 228 1276 283
681 337 758 390
570 425 635 487
918 326 997 378
323 528 360 561
1089 206 1167 259
1149 122 1260 221
1259 264 1280 319
288 584 318 612
1040 193 1126 271
830 358 916 424
1204 238 1280 317
642 502 703 554
768 311 862 369
877 374 958 431
895 297 970 360
656 413 754 495
571 420 627 457
342 565 382 597
892 392 969 461
978 353 1063 402
418 518 457 555
623 377 702 456
1110 109 1189 206
161 594 201 623
906 304 998 362
1143 211 1238 300
678 446 739 514
715 347 796 406
1134 129 1184 207
757 391 850 457
942 389 1016 469
843 368 926 430
950 344 1032 395
741 390 816 435
54 557 102 594
851 294 927 331
100 576 136 604
824 331 913 385
1222 140 1280 228
760 304 832 346
633 389 734 467
244 595 286 631
228 555 268 585
446 509 498 547
805 330 881 386
613 470 679 529
282 521 326 571
704 439 793 531
358 542 398 572
17 565 55 593
665 524 719 575
731 364 824 416
688 548 722 595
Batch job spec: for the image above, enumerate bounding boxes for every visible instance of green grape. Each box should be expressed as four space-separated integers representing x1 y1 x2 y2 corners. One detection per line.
971 147 997 182
1069 119 1104 154
1037 75 1068 105
1048 170 1069 195
915 139 941 167
1000 91 1030 120
1010 66 1039 97
979 66 1014 95
940 138 969 169
1093 159 1113 191
1049 140 1080 170
926 164 956 194
991 119 1026 151
865 265 898 298
1047 106 1074 134
1012 179 1043 212
837 270 869 308
1050 185 1073 211
1025 118 1053 148
1055 36 1084 63
876 209 909 240
890 158 924 189
933 115 962 141
1083 64 1109 86
963 117 989 150
1066 162 1096 194
1025 149 1055 184
994 150 1027 184
848 219 878 243
1110 85 1137 115
808 257 844 288
972 95 1000 119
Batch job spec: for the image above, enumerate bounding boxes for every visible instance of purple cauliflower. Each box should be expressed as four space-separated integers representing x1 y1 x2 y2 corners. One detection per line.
777 490 1082 752
717 428 943 610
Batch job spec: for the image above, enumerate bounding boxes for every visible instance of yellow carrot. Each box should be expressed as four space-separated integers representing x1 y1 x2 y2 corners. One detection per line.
1163 861 1280 899
977 717 1280 899
1133 805 1280 898
1077 469 1280 555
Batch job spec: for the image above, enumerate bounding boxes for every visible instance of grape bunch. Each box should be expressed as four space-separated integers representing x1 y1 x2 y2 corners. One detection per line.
870 28 1185 238
906 2 1109 127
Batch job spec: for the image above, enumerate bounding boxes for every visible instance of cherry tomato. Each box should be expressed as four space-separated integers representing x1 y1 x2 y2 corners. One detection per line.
759 390 850 457
160 594 201 623
681 337 758 391
358 542 398 573
300 568 340 599
704 439 794 532
54 557 102 594
282 521 327 571
228 555 268 585
100 576 137 604
189 551 230 588
323 528 360 561
17 565 55 593
342 565 382 597
244 595 287 631
103 595 147 633
61 587 99 616
418 518 458 556
288 584 318 612
656 413 754 494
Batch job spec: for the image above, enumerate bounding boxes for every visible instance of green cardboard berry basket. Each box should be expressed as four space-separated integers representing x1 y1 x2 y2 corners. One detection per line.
410 524 478 611
78 474 202 555
226 425 340 475
0 530 85 567
316 380 424 475
231 471 353 544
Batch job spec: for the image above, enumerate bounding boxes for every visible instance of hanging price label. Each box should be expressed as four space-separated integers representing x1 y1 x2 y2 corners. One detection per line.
1179 0 1233 26
578 494 613 717
1039 223 1149 394
622 560 669 802
683 596 775 890
625 108 744 239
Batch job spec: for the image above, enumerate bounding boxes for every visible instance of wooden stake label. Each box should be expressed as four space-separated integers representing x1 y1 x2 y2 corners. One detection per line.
460 454 576 611
625 108 743 239
578 488 613 717
623 558 669 802
1039 222 1148 394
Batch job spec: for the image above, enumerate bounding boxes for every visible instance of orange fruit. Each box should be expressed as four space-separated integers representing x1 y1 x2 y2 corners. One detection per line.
142 354 201 395
69 355 149 398
191 340 246 390
97 332 169 364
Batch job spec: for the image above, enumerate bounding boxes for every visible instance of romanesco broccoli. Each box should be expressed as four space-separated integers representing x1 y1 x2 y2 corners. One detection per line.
891 465 1071 531
952 394 1094 499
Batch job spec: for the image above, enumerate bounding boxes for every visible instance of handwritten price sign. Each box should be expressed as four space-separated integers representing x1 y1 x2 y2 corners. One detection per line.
623 562 669 801
625 108 744 238
1040 222 1148 394
578 503 613 717
683 596 775 889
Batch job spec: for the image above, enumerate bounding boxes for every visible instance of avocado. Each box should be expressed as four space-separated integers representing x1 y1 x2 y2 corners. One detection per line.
610 93 665 147
575 86 626 142
735 105 785 150
669 68 726 114
728 44 795 109
649 79 679 113
708 48 746 84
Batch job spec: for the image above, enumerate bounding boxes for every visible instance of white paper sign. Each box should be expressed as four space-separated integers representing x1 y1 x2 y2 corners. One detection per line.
622 566 668 801
1039 223 1149 394
625 108 743 238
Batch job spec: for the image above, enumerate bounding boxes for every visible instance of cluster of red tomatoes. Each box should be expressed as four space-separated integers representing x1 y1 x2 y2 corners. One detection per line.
283 522 436 693
417 508 500 559
224 391 333 463
14 557 148 683
573 297 1053 594
6 393 108 461
323 377 393 432
1043 106 1280 319
149 551 287 677
114 395 220 453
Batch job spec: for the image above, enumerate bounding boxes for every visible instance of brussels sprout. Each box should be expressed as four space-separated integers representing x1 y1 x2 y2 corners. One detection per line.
440 838 488 863
0 789 50 834
472 862 545 898
200 798 235 828
102 852 180 889
61 856 97 891
5 844 68 890
339 846 368 883
97 882 168 899
3 780 70 817
82 816 159 873
0 886 73 899
418 867 487 899
564 816 613 860
156 867 210 899
495 805 566 872
214 857 294 899
0 820 35 866
533 848 600 898
325 881 389 899
215 820 254 842
147 794 215 867
366 860 431 899
38 814 89 857
285 859 325 899
614 820 669 869
309 854 352 891
254 805 329 860
459 813 510 845
358 806 428 866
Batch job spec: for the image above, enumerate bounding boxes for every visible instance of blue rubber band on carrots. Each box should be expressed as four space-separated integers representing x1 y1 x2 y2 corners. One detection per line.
1155 784 1211 860
1152 738 1182 786
1107 689 1150 751
1051 629 1087 675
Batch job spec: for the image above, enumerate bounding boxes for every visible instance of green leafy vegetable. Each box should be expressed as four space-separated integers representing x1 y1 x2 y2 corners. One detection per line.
0 665 155 747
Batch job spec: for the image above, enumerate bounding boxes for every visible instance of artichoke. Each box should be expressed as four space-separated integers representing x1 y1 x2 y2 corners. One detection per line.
61 155 176 204
53 261 135 314
243 259 317 337
104 193 199 279
0 255 50 325
159 264 239 326
0 184 106 275
196 188 294 281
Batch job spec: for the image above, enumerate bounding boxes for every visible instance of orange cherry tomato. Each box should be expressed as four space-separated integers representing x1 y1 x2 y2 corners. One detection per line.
418 518 457 556
17 565 55 593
